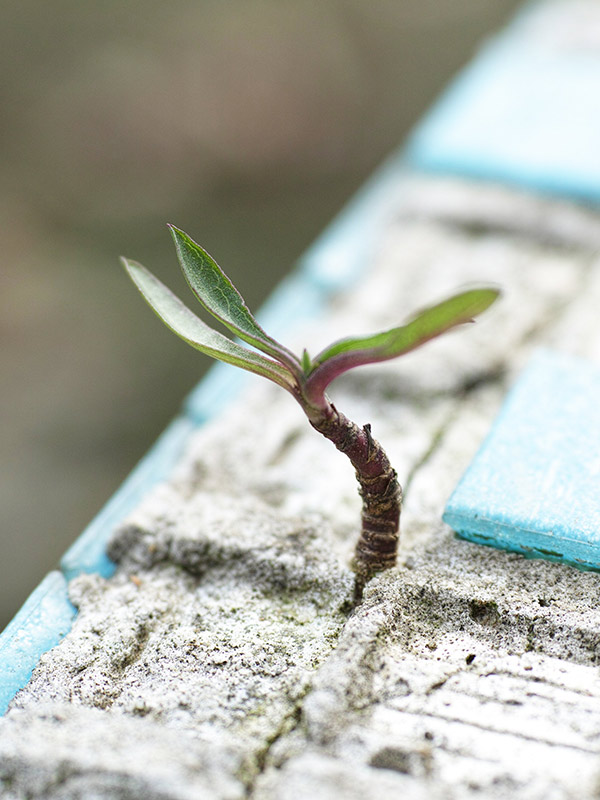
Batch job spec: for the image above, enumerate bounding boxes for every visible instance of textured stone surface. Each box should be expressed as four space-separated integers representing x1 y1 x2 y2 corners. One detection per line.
3 170 600 799
0 703 244 800
256 554 600 799
9 493 353 790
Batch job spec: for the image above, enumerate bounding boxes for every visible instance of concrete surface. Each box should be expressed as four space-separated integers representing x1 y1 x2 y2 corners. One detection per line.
2 174 600 798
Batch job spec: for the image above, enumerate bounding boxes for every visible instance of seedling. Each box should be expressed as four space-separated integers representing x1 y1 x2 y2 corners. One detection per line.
123 226 499 588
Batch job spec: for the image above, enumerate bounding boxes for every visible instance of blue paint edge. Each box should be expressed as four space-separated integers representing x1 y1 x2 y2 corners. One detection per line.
444 509 600 573
0 572 77 715
0 147 408 714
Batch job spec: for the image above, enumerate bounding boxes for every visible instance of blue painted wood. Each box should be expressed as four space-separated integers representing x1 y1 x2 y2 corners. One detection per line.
444 350 600 569
406 1 600 204
61 416 198 581
0 572 76 715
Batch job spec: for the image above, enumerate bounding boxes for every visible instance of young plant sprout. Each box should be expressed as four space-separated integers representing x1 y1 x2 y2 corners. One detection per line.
123 226 499 588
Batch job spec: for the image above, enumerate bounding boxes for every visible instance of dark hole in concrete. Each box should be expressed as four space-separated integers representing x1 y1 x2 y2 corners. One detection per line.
370 747 412 774
469 599 500 627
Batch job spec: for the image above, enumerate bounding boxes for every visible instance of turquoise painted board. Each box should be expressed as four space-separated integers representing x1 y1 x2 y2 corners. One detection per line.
0 572 76 715
406 2 600 204
61 416 197 581
444 351 600 568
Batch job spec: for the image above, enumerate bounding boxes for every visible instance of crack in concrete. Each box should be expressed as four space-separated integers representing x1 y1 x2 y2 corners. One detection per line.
244 685 311 798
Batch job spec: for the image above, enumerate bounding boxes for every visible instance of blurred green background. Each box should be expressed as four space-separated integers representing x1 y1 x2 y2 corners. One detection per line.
1 0 520 630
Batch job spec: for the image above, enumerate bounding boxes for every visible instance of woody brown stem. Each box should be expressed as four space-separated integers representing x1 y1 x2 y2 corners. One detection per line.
308 402 402 587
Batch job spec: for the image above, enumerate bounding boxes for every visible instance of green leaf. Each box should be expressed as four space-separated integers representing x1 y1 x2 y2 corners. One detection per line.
304 288 500 400
301 349 312 373
314 288 499 366
168 226 300 373
122 258 296 392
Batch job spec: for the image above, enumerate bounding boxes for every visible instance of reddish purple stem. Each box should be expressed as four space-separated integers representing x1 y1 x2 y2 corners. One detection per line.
307 399 402 587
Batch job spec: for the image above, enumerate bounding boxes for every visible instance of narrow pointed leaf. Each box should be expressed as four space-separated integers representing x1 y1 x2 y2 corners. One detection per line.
168 226 300 372
306 288 500 397
301 349 312 373
122 258 296 391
